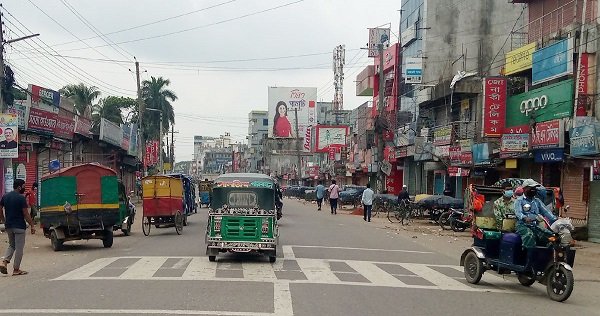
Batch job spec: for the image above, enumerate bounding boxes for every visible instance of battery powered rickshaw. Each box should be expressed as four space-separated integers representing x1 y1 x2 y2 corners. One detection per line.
460 182 576 302
141 174 187 236
198 179 213 208
167 173 196 221
40 163 121 251
205 173 279 262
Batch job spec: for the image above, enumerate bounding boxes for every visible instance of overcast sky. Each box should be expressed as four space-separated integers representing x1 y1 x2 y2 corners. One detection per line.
4 0 400 161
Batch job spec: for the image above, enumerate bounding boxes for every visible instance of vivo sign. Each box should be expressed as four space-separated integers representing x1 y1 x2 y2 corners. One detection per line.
520 95 548 116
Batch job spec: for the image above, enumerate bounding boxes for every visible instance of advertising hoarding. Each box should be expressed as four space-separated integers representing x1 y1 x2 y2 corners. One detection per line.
505 42 536 75
74 116 92 137
531 119 564 149
405 57 423 84
7 100 28 129
0 114 19 158
268 87 317 151
482 77 507 137
505 79 573 127
534 149 564 163
99 118 123 147
501 134 530 153
368 28 390 57
28 84 60 108
315 125 348 153
570 124 599 157
433 125 452 145
532 38 573 85
54 116 75 140
27 107 57 134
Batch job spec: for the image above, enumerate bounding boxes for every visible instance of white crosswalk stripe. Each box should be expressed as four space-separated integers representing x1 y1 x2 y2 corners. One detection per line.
53 256 515 293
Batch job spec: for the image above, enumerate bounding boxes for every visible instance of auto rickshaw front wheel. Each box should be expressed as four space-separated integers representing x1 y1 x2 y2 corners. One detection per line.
50 230 64 251
174 211 184 235
122 220 132 236
547 265 574 302
463 251 484 284
142 216 151 236
209 256 216 262
103 229 114 248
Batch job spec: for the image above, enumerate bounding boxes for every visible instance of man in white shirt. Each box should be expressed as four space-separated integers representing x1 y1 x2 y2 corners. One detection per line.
328 180 340 215
361 183 375 222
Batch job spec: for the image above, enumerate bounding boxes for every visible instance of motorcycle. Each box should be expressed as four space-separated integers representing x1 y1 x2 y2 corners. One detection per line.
450 209 472 232
438 208 462 230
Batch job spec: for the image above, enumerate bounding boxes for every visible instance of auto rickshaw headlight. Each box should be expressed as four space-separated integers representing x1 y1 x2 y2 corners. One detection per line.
548 236 557 243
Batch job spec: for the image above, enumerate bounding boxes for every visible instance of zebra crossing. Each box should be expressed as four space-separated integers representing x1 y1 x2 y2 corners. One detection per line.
53 254 514 293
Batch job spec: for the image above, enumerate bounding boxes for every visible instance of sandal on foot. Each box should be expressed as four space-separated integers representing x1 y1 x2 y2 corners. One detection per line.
12 270 28 276
0 262 7 275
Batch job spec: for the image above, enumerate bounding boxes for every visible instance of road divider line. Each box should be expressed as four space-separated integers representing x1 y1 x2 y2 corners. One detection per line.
52 257 120 280
0 309 273 315
288 245 434 254
295 258 339 283
120 257 167 279
346 261 407 287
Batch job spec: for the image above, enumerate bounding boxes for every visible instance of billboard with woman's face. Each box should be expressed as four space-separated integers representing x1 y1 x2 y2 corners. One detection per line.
268 87 317 145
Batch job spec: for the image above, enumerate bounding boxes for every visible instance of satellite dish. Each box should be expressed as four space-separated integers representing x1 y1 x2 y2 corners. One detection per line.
49 159 61 172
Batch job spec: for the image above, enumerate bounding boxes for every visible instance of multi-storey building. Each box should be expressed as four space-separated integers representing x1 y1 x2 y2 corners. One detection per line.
247 111 268 173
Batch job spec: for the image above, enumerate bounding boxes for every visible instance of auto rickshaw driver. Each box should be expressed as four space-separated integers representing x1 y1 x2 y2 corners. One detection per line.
514 179 557 249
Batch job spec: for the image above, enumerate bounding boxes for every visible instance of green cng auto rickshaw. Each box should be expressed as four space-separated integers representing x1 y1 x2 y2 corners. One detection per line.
40 163 121 251
205 173 279 262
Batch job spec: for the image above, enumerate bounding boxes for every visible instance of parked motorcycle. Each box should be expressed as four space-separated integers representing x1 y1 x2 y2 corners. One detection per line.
450 209 472 232
439 208 462 230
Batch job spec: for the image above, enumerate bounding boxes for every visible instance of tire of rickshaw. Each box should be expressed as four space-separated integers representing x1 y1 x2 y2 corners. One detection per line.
183 214 188 227
269 256 277 263
50 230 64 251
122 219 132 236
517 273 536 287
463 251 484 284
103 229 114 248
209 255 216 262
546 265 574 302
142 216 151 236
175 211 184 235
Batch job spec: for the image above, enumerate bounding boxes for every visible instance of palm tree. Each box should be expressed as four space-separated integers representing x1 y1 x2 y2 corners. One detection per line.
91 96 136 133
141 76 177 140
60 83 101 118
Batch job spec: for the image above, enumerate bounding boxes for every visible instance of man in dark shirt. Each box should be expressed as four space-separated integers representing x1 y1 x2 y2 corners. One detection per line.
397 185 410 203
0 179 35 276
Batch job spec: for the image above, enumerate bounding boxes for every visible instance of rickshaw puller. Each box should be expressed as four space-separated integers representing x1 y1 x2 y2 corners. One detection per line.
514 180 557 249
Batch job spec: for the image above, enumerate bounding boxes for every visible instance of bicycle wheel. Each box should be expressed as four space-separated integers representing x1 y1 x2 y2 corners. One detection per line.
438 210 452 230
400 206 411 225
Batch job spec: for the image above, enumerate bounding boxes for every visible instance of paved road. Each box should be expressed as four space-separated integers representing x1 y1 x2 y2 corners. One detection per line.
1 198 599 315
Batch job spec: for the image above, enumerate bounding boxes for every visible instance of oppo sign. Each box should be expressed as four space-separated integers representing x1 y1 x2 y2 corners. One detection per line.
506 79 574 127
520 95 548 116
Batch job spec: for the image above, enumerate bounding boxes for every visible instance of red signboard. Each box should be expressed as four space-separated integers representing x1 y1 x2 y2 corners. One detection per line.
504 124 531 134
30 84 60 107
74 116 92 137
449 146 461 164
482 77 507 137
27 107 57 134
460 152 473 165
531 119 564 149
54 116 75 140
448 166 470 177
144 140 160 166
576 53 589 116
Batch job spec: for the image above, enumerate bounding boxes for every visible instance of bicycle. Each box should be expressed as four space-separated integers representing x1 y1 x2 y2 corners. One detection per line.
388 200 412 225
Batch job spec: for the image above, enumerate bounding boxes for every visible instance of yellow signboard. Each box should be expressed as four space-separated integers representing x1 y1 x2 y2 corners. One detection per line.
505 42 536 75
163 163 172 171
505 159 517 169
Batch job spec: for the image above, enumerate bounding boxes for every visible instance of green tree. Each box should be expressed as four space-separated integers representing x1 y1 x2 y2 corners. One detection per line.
59 83 101 117
140 76 177 140
91 96 136 133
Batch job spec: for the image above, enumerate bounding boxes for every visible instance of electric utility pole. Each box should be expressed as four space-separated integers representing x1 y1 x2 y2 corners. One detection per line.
135 58 146 174
376 43 385 193
0 7 38 111
294 108 302 184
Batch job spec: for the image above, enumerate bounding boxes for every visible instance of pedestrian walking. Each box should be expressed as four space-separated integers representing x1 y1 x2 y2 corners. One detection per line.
0 179 36 276
25 183 38 224
328 180 340 214
315 181 325 211
361 183 374 222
